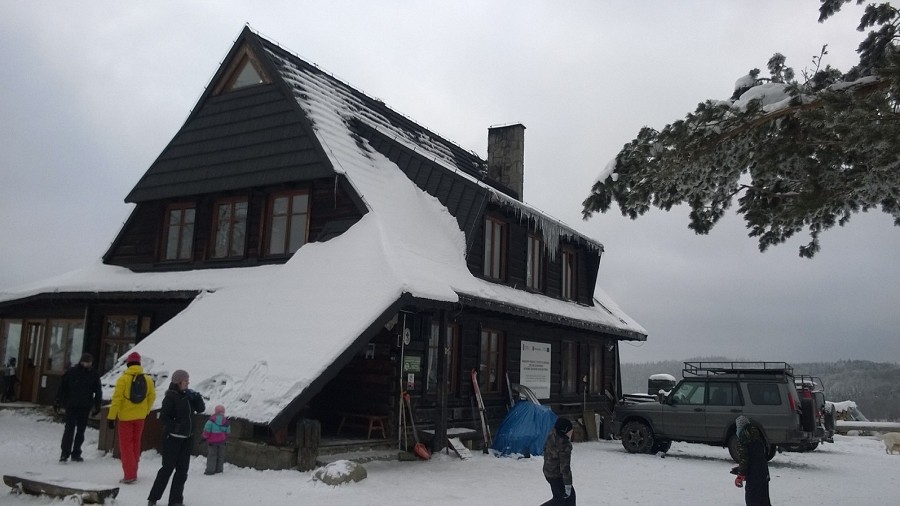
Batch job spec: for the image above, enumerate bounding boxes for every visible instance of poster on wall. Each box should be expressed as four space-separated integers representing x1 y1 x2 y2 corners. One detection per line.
520 340 551 399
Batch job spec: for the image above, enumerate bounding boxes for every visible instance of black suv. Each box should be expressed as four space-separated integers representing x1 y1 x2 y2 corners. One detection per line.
612 362 822 462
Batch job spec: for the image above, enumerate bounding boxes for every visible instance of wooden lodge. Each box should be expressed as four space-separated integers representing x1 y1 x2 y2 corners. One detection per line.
0 27 646 468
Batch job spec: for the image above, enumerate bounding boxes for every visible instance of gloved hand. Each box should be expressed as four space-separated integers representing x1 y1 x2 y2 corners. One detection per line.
734 474 745 488
107 420 116 430
53 404 61 414
91 406 100 417
564 485 572 497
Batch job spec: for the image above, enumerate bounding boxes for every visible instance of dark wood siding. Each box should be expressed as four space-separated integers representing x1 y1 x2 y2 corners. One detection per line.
127 84 332 203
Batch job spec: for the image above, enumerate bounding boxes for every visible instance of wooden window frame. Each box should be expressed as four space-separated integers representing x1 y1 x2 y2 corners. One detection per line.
265 190 310 257
44 319 85 375
561 247 577 301
100 315 138 374
483 216 507 281
426 322 460 395
561 340 578 395
479 328 505 393
162 202 196 262
211 197 249 259
213 45 271 96
526 233 545 292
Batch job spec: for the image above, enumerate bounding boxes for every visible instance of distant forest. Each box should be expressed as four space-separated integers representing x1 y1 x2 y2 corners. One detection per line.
619 359 900 422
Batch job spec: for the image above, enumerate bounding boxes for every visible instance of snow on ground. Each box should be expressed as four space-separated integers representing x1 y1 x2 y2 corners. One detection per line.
1 408 897 505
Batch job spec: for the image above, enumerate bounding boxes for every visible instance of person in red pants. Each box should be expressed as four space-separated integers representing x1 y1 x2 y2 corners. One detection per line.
107 352 156 484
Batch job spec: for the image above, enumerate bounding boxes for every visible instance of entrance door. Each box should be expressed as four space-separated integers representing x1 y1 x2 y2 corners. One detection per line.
19 321 44 402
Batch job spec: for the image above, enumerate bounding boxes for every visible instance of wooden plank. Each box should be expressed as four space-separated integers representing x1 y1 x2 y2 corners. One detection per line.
582 410 598 441
3 473 119 504
447 437 472 460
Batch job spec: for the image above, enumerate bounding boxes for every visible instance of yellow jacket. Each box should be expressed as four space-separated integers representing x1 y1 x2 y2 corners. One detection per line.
107 364 156 422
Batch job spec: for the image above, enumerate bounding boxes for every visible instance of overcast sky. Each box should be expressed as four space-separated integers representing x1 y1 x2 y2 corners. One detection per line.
1 1 898 365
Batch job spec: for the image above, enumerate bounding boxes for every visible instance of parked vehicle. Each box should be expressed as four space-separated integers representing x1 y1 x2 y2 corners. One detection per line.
784 375 834 451
611 362 822 462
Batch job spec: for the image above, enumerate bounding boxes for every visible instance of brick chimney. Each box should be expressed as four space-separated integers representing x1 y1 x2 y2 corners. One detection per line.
487 124 525 200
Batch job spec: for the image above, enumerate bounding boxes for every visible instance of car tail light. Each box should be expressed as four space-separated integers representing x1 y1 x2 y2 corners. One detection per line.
789 392 797 412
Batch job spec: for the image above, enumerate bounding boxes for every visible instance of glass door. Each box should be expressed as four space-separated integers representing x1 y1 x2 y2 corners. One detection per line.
20 321 44 402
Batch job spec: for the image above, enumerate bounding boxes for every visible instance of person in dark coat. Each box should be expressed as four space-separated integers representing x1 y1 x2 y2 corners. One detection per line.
55 353 102 462
148 369 205 506
733 415 772 506
540 417 576 505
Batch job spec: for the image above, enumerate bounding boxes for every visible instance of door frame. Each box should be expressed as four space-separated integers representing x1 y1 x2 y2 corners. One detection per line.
19 320 45 402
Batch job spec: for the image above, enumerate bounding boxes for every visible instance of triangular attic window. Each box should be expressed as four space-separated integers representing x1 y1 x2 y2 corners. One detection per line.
230 57 264 90
214 46 270 95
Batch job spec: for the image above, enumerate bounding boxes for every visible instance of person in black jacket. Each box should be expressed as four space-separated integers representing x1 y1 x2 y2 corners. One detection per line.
541 417 576 505
148 369 205 506
55 353 102 462
733 415 772 506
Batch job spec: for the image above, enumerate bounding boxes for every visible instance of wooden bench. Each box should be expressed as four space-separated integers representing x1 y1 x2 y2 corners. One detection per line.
3 472 119 504
336 413 387 439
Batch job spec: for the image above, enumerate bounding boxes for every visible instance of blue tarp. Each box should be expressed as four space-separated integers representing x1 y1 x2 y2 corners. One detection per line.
491 401 557 456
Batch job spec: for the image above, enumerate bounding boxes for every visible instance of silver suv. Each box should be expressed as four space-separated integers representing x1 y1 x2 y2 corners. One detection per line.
612 362 821 462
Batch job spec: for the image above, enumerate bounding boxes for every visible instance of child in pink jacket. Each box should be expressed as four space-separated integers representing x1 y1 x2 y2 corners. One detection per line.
201 405 231 475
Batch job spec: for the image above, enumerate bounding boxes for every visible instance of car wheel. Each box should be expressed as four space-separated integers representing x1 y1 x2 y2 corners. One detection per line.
766 444 777 461
651 439 672 453
727 433 741 462
621 421 655 454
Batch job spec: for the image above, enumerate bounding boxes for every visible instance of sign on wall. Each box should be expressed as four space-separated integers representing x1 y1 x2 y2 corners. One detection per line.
520 341 551 399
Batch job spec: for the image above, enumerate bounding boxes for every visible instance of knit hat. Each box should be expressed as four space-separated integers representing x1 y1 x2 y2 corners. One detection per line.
735 415 750 430
171 370 189 384
555 417 573 435
80 353 93 364
126 351 141 365
214 405 225 415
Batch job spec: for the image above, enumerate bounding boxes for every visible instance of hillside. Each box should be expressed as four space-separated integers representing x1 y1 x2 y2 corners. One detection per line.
620 359 900 421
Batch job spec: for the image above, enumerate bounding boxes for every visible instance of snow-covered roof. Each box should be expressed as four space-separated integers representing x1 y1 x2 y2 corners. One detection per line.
0 29 645 424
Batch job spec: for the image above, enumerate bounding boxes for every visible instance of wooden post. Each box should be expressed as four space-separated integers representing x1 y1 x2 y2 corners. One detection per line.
433 310 448 454
296 418 320 472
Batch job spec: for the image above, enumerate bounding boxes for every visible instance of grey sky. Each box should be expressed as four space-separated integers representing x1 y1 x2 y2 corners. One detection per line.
1 1 897 364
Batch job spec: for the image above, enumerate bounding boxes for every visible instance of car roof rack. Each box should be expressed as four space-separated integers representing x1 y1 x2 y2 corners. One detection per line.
794 375 825 391
683 361 794 379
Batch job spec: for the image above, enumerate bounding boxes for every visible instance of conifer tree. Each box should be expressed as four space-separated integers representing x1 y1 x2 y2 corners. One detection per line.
582 1 900 257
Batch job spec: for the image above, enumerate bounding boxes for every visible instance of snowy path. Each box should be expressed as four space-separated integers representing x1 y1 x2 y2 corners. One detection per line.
0 409 896 505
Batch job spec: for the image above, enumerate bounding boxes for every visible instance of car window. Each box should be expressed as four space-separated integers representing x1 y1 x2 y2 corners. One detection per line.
708 382 742 406
670 381 706 405
746 382 782 405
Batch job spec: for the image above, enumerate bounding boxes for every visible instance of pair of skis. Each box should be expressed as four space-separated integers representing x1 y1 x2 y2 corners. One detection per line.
471 368 492 454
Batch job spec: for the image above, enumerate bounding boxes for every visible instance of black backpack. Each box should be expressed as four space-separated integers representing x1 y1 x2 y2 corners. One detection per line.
129 373 147 404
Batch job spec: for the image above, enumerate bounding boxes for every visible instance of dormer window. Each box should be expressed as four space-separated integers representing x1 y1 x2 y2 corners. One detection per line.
212 197 248 258
562 247 577 300
483 216 507 280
